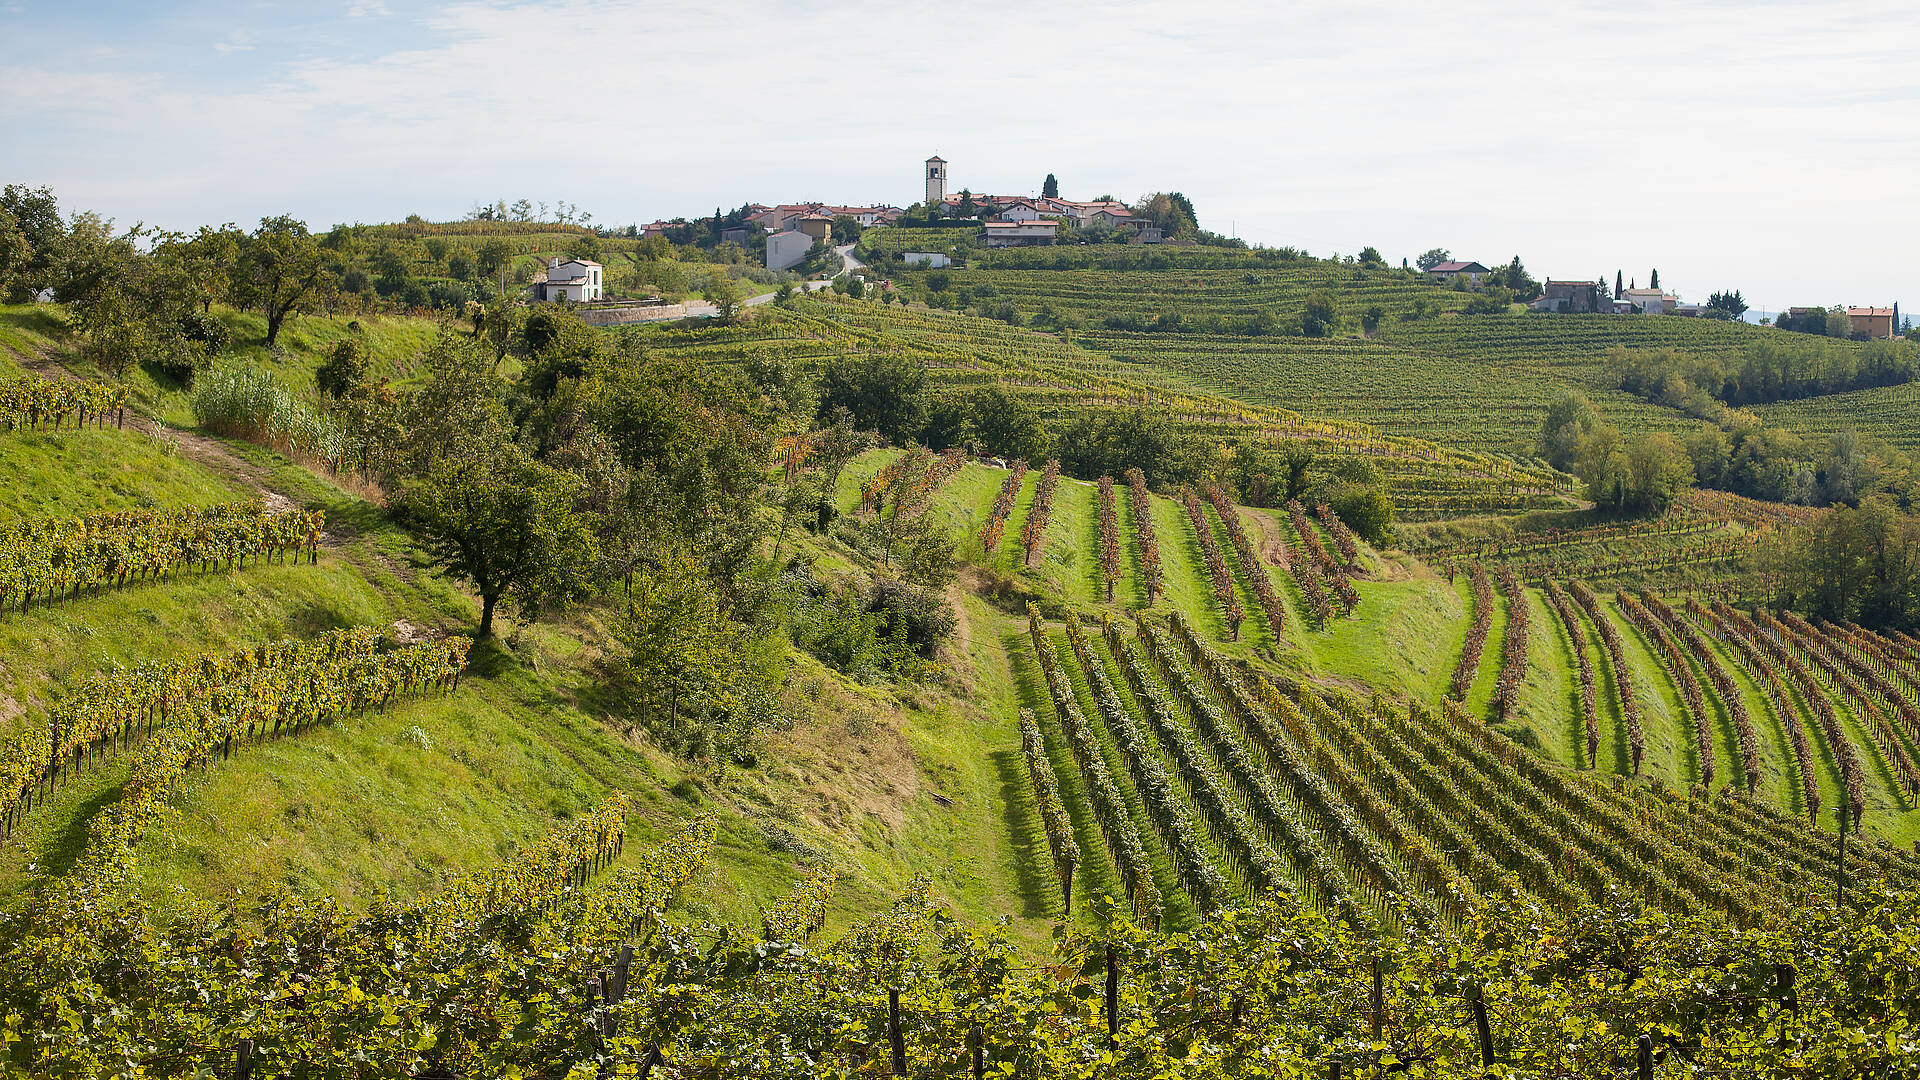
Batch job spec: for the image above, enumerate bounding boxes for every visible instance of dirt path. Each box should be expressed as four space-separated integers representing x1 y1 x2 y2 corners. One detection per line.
7 344 310 520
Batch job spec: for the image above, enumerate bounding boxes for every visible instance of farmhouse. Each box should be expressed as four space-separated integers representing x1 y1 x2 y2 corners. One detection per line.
530 257 603 302
980 221 1058 247
1849 307 1896 339
1529 280 1606 313
1621 288 1677 315
1427 261 1491 285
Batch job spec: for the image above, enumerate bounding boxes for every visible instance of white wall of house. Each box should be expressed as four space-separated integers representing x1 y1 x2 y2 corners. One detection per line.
1000 204 1042 222
902 252 950 268
766 230 812 272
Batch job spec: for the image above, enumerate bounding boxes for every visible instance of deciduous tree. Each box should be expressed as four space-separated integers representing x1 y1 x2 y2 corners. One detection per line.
233 215 330 348
398 448 598 638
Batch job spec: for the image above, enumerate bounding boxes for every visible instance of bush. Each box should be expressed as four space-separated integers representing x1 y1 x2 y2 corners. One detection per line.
176 310 230 352
1331 488 1395 545
426 280 473 310
316 339 368 398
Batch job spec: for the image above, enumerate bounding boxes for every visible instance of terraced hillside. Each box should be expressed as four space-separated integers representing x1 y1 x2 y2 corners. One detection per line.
880 259 1915 459
646 301 1574 518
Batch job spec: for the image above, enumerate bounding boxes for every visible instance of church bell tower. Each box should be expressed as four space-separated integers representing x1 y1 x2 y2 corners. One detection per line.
924 155 947 209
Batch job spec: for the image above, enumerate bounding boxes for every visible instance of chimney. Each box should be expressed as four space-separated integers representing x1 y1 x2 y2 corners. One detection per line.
549 257 560 269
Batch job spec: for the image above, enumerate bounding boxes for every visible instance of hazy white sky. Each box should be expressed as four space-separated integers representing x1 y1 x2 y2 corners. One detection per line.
2 0 1914 313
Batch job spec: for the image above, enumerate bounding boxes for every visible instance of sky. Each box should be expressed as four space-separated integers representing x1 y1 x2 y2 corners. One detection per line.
1 0 1914 315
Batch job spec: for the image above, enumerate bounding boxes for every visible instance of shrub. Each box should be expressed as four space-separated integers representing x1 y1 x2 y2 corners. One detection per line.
316 339 367 398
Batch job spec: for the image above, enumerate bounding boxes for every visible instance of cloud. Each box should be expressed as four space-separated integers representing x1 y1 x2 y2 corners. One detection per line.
345 0 391 15
211 29 254 54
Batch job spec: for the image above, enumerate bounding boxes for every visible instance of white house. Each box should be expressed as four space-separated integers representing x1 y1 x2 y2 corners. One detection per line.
902 252 951 268
532 258 603 302
766 230 813 272
998 200 1045 223
1621 288 1674 314
980 221 1058 247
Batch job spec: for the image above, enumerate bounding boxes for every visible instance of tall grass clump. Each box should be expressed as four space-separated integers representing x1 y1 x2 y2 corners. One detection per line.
192 362 346 466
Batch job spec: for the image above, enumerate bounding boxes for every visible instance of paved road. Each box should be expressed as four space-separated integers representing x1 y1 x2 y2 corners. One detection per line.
681 246 853 318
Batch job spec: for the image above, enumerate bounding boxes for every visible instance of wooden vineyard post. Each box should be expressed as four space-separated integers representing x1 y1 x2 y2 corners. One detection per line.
969 1021 985 1080
1637 1032 1653 1079
1470 991 1494 1072
1105 946 1119 1051
1370 956 1383 1039
887 988 907 1076
232 1039 254 1080
1836 807 1847 909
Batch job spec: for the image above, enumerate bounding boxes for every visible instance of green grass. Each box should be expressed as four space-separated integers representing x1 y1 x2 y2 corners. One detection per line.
0 427 242 521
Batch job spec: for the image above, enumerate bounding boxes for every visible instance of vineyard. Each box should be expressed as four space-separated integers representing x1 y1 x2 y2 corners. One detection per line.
0 501 323 615
651 302 1576 518
7 240 1920 1074
1014 602 1920 938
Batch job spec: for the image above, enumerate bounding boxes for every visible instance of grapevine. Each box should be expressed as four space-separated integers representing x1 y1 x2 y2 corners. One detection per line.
0 501 324 617
1542 580 1600 767
1493 567 1529 722
1569 580 1645 773
1179 485 1243 639
1124 468 1162 602
979 459 1027 554
1022 459 1060 568
1450 565 1493 702
1205 485 1287 637
1096 475 1122 601
1018 707 1081 911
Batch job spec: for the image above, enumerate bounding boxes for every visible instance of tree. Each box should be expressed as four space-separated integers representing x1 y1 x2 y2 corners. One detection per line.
966 384 1047 461
1357 246 1385 269
619 548 754 754
1624 432 1694 513
1491 255 1541 301
706 274 743 323
233 215 330 348
1416 248 1452 272
817 351 928 442
1707 290 1749 319
1300 290 1338 337
1615 270 1623 299
476 238 513 286
398 449 598 638
1541 394 1604 470
1650 268 1660 290
830 214 863 244
956 189 976 218
0 184 66 302
154 224 243 314
1042 174 1059 199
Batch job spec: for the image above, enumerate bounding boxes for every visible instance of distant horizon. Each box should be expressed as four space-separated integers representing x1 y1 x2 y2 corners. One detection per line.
3 0 1915 316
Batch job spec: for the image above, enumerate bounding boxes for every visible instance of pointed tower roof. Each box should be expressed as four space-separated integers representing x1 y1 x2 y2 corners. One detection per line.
926 155 945 163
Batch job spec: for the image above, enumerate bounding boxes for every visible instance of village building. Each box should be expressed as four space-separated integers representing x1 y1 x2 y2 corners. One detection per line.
980 221 1058 247
530 257 603 302
1848 307 1896 339
1427 260 1491 285
902 252 951 268
796 213 834 244
1529 280 1607 313
1621 287 1677 314
765 230 813 272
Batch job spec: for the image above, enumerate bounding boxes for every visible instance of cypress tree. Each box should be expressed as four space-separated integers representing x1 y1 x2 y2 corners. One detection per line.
1650 268 1660 289
1615 270 1623 298
1042 173 1059 199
